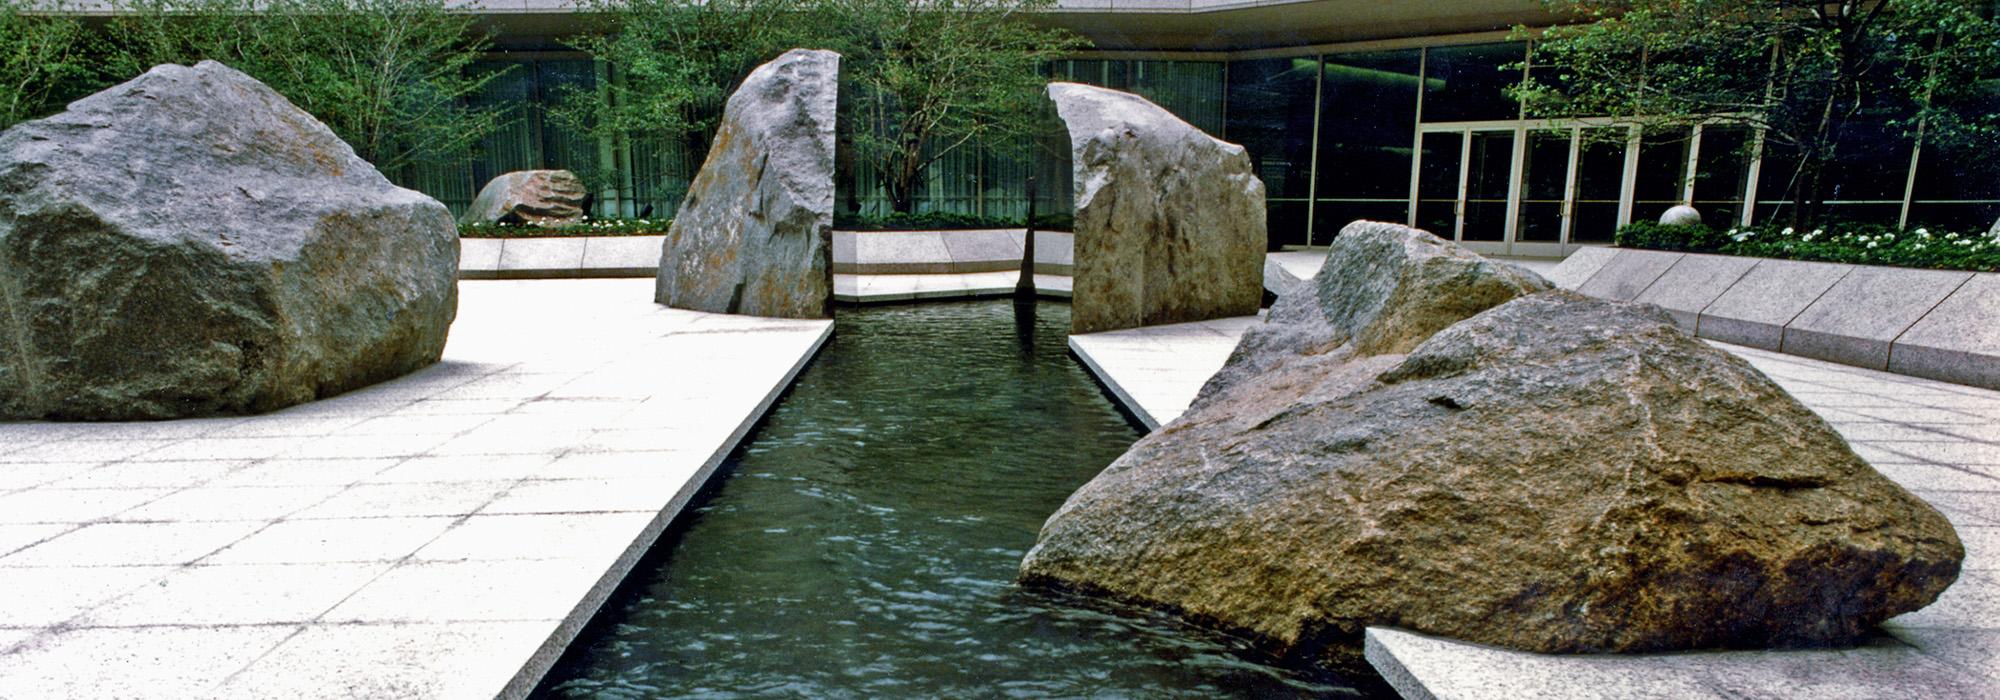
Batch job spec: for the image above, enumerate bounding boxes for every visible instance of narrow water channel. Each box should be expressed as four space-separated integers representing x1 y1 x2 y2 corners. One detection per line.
535 301 1375 698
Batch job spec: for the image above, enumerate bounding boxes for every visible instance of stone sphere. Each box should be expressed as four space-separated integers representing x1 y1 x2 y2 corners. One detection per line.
1660 205 1703 227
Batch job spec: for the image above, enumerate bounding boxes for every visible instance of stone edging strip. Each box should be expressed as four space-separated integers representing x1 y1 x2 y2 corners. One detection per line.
1550 248 2000 391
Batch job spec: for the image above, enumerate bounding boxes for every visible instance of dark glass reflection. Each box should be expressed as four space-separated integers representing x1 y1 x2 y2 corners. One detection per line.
1228 56 1323 247
1421 43 1527 123
1515 129 1571 242
1462 130 1515 241
1314 50 1422 241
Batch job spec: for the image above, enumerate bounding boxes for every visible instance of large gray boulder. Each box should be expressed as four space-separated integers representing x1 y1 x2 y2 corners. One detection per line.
1051 82 1265 335
458 169 589 227
655 49 838 319
0 61 458 420
1022 221 1961 671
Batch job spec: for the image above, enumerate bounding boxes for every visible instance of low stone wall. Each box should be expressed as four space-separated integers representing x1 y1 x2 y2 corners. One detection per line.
831 229 1074 275
458 236 664 280
1551 248 1998 390
461 230 1077 280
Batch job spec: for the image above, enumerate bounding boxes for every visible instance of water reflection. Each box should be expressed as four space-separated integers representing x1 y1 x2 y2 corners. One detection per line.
535 301 1377 699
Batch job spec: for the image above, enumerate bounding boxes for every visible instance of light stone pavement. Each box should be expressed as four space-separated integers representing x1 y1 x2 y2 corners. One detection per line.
0 278 832 699
1069 313 2000 699
834 271 1072 303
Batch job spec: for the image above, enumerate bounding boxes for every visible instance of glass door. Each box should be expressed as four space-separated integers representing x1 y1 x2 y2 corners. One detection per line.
1569 128 1629 245
1461 130 1515 244
1513 129 1573 253
1414 131 1465 238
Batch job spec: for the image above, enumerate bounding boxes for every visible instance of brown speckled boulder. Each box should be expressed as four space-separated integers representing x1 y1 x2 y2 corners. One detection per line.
1021 222 1962 670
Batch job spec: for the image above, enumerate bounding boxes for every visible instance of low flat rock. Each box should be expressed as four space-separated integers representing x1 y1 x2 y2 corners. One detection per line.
655 49 838 319
1022 224 1961 671
1051 82 1265 334
0 61 457 420
458 169 589 227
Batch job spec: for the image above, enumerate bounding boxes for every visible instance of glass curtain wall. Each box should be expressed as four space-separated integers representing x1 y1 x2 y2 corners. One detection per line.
404 42 1992 241
1313 50 1422 242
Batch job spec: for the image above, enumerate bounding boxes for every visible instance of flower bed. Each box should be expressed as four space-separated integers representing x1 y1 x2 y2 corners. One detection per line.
459 218 670 238
1615 221 2000 272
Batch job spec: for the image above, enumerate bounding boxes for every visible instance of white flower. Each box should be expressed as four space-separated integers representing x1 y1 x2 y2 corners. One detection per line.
1781 227 1795 235
1866 241 1879 248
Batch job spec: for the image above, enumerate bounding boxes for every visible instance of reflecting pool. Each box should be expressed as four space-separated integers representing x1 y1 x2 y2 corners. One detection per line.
535 301 1380 698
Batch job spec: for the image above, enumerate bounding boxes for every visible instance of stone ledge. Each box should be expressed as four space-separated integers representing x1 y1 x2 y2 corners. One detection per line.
459 236 662 280
1550 248 1999 390
831 229 1076 275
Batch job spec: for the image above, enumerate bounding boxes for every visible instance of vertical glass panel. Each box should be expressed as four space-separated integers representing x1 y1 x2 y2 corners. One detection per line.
1463 130 1514 241
1822 119 1914 225
536 60 599 180
1753 138 1802 224
1415 131 1463 238
1227 56 1321 247
1570 129 1627 243
1632 127 1690 224
1909 143 2000 231
1314 49 1421 241
1691 126 1753 228
1128 61 1225 136
1515 129 1570 242
1420 43 1527 123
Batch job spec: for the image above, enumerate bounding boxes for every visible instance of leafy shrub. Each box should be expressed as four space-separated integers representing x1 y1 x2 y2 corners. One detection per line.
1615 221 2000 272
1613 221 1733 252
459 218 671 238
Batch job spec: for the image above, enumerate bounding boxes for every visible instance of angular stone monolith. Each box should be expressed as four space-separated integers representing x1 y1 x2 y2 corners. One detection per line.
1050 82 1265 335
1021 221 1962 671
0 61 458 421
459 169 589 227
655 49 838 318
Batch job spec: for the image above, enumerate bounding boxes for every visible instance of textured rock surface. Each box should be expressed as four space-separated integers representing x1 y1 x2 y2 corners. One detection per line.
655 49 838 319
1196 220 1550 406
1660 204 1704 227
0 61 458 420
1051 82 1265 334
1022 223 1962 671
458 169 589 227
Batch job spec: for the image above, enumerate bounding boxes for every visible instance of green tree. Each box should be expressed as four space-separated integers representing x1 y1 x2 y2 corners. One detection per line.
561 0 813 148
1515 0 2000 226
0 1 102 130
828 0 1084 213
104 0 507 175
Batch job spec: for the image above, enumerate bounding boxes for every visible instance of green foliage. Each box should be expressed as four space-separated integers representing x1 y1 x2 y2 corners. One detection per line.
827 0 1086 213
563 0 1084 213
1614 221 1735 252
1516 0 2000 225
1615 220 2000 271
832 210 1073 231
459 217 672 238
558 0 816 179
0 1 102 130
103 0 507 175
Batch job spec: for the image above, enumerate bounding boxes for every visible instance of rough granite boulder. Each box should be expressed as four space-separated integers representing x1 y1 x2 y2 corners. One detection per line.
458 169 589 227
0 61 458 420
1051 82 1265 335
1021 221 1962 671
656 48 838 319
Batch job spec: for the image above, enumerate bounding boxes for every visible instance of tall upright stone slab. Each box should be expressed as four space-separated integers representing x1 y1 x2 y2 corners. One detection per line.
1050 82 1266 335
0 61 458 420
656 49 839 318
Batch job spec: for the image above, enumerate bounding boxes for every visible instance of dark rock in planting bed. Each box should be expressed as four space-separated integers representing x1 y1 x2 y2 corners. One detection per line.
1021 221 1962 670
655 49 838 319
458 169 589 227
0 61 458 420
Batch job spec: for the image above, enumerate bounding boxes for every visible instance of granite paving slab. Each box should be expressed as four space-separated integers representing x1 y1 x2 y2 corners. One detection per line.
1698 259 1853 350
1541 246 1618 289
0 278 832 700
1890 274 2000 391
1574 249 1683 301
1631 253 1760 332
1783 266 1973 369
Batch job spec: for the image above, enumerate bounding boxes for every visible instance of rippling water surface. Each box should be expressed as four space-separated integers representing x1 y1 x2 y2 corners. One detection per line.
535 301 1378 699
